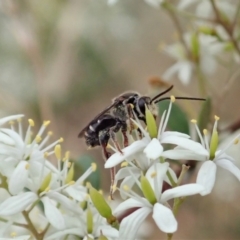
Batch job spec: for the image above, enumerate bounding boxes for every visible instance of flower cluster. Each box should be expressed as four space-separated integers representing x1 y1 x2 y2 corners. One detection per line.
0 115 117 239
102 98 240 239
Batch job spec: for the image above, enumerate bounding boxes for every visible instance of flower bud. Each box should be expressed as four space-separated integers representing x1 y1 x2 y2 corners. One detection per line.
39 172 52 193
140 174 157 205
145 106 157 138
89 187 112 219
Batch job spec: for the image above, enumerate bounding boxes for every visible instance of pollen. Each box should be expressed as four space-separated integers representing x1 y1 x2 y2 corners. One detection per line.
43 120 51 126
59 137 64 143
129 103 134 109
54 144 61 159
25 163 30 170
121 161 128 167
203 129 208 135
35 135 42 143
68 180 75 185
28 119 35 127
170 95 176 102
44 152 49 158
191 119 197 123
123 185 130 191
9 120 14 125
151 171 157 178
48 131 53 136
111 184 117 192
234 139 239 145
91 162 97 171
65 151 70 159
10 232 17 237
214 115 220 121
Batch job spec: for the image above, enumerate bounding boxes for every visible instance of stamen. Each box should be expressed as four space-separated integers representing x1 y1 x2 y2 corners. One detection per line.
43 120 51 126
17 118 23 138
151 171 157 178
44 152 49 158
25 163 30 170
121 161 128 167
10 232 17 237
158 110 166 139
170 95 175 102
98 189 103 195
203 129 209 152
214 115 220 121
28 119 35 127
123 185 130 191
54 144 61 160
191 120 205 147
161 100 173 135
35 135 42 143
91 163 97 171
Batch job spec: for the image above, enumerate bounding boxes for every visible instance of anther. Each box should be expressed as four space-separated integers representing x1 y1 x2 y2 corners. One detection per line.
121 161 128 167
28 119 35 127
170 95 176 102
191 119 197 123
91 163 97 171
203 129 208 135
214 115 220 121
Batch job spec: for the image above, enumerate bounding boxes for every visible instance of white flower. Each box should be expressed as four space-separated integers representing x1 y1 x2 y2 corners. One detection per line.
114 162 204 239
45 205 119 240
162 33 224 84
163 117 240 195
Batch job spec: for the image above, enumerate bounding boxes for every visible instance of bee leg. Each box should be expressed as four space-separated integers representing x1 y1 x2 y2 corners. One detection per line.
99 132 115 200
121 122 129 147
109 166 116 200
110 129 123 154
137 128 143 139
126 104 134 134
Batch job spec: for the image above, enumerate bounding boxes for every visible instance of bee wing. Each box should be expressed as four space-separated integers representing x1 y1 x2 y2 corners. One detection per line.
78 101 119 138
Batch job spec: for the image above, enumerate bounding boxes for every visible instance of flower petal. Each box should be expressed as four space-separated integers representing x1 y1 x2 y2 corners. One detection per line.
196 160 217 196
113 198 150 217
216 159 240 181
119 207 151 240
162 149 207 161
161 136 209 156
161 184 204 202
0 192 37 216
9 161 29 195
42 196 65 229
95 225 119 238
105 138 149 168
152 203 177 233
144 138 163 160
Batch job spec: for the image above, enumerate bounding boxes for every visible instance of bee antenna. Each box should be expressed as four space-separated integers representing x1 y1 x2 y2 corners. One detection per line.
154 96 206 103
150 85 174 104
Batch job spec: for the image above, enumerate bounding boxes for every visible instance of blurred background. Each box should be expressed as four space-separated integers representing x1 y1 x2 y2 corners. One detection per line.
0 0 240 239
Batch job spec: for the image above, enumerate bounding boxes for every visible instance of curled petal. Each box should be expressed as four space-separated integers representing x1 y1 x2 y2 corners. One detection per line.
161 136 209 156
0 114 24 126
162 149 207 161
161 184 204 202
196 161 217 196
152 203 177 233
216 159 240 181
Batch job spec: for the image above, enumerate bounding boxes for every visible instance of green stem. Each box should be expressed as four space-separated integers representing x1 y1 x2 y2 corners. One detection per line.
166 171 177 187
22 210 40 239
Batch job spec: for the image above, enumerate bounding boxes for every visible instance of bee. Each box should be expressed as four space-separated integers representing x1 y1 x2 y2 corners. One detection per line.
78 85 205 198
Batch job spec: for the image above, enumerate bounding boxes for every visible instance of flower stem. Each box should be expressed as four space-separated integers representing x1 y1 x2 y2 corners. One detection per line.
22 210 40 239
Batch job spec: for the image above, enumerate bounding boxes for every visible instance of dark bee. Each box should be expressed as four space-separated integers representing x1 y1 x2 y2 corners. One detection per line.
78 85 205 198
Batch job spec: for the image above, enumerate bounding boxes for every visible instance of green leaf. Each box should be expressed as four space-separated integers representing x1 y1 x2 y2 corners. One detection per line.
198 97 212 132
158 101 190 135
75 155 101 189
